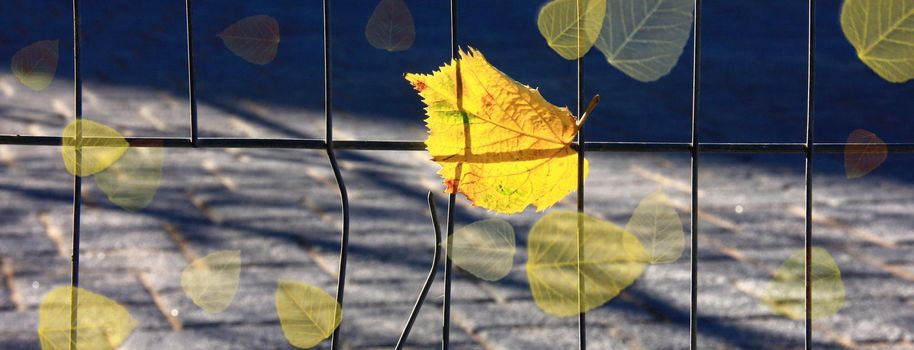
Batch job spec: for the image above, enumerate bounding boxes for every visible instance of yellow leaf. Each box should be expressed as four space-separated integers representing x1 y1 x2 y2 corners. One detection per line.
219 15 280 65
841 0 914 83
538 0 607 59
95 143 164 211
624 188 685 264
60 120 130 177
526 211 647 317
365 0 416 52
405 48 588 214
762 247 845 320
594 0 693 82
38 286 137 350
448 218 516 281
11 40 59 91
844 129 887 179
276 280 342 349
181 250 241 314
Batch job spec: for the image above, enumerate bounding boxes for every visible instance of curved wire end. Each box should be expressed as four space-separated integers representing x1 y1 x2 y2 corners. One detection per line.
575 94 601 131
395 191 443 349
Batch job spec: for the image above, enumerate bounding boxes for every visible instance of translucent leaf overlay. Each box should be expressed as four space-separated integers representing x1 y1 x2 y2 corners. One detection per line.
538 0 608 59
526 211 647 317
405 48 588 214
762 247 845 321
11 39 59 91
38 286 137 350
448 218 516 281
219 15 280 65
60 120 130 177
594 0 693 82
275 280 342 349
624 188 685 264
365 0 416 52
181 250 242 314
840 0 914 83
95 144 165 211
844 128 887 179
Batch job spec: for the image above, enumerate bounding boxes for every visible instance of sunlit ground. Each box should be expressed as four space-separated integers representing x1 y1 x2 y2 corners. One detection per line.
1 71 912 349
2 0 914 348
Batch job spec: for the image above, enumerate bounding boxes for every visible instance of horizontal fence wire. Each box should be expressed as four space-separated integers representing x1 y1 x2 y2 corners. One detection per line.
6 136 914 154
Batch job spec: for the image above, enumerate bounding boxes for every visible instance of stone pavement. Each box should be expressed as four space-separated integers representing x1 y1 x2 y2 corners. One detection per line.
0 72 912 349
1 0 913 347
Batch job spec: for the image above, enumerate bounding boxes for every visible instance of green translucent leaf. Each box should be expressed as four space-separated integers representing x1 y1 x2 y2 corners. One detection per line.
38 286 137 350
95 144 164 211
538 0 608 60
625 188 685 264
448 218 516 281
365 0 416 52
181 250 241 314
841 0 914 83
60 120 130 177
11 40 59 91
762 247 846 320
219 15 280 65
594 0 693 82
526 211 647 317
275 280 342 349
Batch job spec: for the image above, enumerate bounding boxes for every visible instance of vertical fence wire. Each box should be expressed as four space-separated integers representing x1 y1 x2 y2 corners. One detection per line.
323 0 352 348
574 1 587 349
68 0 83 348
688 0 702 348
184 0 198 145
804 0 817 348
441 1 459 348
442 194 455 350
48 1 816 349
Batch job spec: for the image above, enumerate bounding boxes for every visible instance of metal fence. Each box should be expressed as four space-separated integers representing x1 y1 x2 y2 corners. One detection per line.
2 0 914 349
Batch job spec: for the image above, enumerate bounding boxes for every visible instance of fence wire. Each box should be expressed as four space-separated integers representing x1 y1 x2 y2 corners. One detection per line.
0 0 903 349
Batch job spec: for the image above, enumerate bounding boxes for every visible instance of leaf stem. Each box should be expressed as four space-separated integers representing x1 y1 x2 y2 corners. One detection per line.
575 94 600 131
